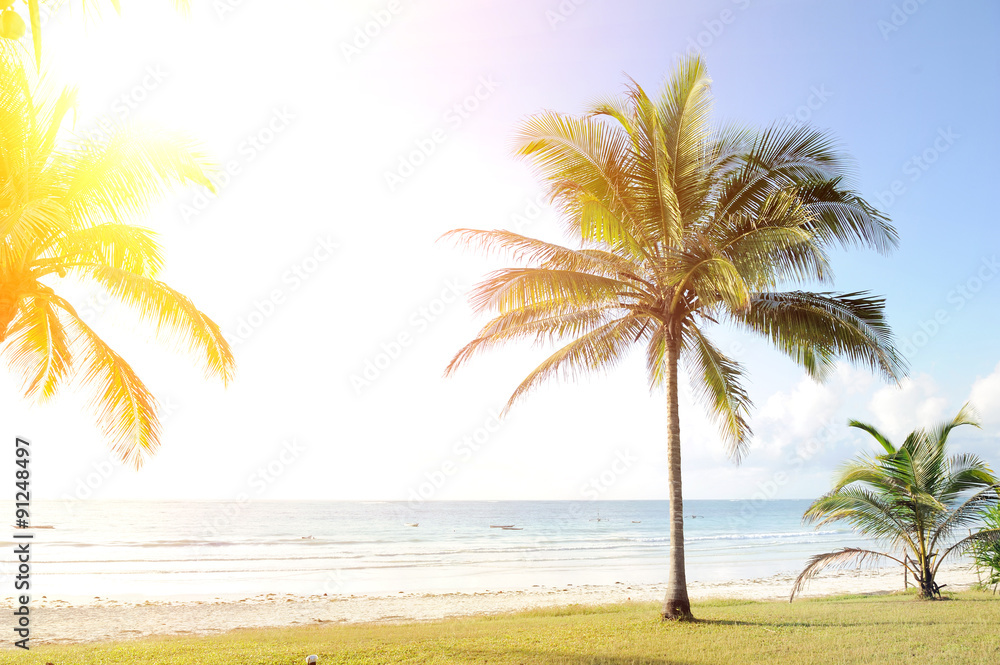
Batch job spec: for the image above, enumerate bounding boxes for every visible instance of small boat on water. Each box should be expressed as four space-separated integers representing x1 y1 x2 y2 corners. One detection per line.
500 526 523 530
631 520 641 523
490 525 514 528
405 523 419 527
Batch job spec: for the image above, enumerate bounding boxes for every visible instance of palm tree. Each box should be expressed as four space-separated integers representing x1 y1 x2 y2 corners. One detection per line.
791 405 1000 600
443 56 905 620
0 45 234 466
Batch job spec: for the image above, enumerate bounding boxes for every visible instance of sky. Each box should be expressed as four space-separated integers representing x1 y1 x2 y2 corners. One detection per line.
2 0 999 503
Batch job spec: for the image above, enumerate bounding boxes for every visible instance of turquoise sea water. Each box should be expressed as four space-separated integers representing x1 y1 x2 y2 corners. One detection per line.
2 500 875 602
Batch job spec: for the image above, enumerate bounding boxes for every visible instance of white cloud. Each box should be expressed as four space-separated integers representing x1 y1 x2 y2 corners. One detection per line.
751 363 873 459
868 374 949 440
969 361 1000 426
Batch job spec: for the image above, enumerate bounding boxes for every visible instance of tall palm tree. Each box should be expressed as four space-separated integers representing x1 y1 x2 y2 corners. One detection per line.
444 56 905 620
0 46 234 466
791 405 1000 600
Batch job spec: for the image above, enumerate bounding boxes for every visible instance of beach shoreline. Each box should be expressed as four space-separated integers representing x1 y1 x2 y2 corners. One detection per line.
5 563 984 646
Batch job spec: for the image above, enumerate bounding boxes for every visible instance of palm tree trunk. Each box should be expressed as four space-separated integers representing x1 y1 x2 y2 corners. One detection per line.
661 331 693 621
919 561 936 599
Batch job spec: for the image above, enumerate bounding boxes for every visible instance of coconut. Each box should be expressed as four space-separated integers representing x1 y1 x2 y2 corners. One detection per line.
1 10 26 40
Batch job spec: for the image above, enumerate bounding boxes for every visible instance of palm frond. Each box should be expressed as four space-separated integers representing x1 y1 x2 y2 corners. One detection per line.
54 294 160 467
681 325 751 461
790 547 908 601
77 265 235 384
730 290 906 381
804 486 917 550
935 528 1000 576
0 294 71 400
57 124 215 226
848 419 896 454
467 268 632 316
501 314 648 415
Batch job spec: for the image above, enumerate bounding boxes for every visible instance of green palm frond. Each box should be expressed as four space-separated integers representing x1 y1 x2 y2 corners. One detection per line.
730 290 906 381
936 528 1000 575
804 486 917 549
928 484 1000 554
847 419 896 454
794 177 899 254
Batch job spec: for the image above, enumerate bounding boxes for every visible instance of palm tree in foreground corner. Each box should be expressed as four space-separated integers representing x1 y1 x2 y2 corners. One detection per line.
791 404 1000 601
443 56 906 621
0 47 234 466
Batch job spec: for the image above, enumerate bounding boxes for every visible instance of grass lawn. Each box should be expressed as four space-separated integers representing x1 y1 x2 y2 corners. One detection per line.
5 590 1000 664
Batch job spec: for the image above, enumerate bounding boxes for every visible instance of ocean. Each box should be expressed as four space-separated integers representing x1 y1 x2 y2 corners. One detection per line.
5 500 877 602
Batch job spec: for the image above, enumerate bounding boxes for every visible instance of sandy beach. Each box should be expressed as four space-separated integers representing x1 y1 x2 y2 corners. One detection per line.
9 563 984 646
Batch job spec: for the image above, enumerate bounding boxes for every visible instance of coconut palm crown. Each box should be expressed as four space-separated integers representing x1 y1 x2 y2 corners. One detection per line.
0 46 234 466
444 56 906 620
792 404 1000 600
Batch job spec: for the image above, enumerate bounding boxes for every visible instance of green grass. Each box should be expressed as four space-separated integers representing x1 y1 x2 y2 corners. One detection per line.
5 591 1000 664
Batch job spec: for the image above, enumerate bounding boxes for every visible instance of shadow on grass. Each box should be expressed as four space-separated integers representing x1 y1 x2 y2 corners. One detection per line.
452 648 691 664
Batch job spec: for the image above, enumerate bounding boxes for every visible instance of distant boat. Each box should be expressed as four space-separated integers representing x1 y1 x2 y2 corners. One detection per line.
590 511 606 522
490 525 514 528
405 523 418 527
13 525 54 529
631 520 641 523
500 526 523 530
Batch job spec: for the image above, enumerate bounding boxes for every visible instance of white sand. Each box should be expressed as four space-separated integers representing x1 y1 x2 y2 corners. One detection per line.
7 564 985 646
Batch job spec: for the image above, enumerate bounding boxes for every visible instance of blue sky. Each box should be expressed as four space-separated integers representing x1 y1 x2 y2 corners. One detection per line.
3 0 999 502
